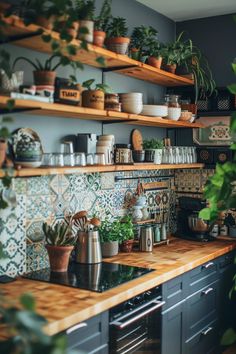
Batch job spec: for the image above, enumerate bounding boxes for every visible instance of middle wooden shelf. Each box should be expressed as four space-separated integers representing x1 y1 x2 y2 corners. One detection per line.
0 96 204 128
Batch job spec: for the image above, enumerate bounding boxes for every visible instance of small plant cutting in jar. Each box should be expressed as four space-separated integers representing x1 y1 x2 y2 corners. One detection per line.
106 17 130 55
130 25 159 63
42 217 77 272
94 0 112 47
82 79 112 110
143 138 164 164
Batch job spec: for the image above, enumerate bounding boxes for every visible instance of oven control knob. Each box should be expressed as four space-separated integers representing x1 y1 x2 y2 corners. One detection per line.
125 301 133 311
144 291 152 300
133 296 142 304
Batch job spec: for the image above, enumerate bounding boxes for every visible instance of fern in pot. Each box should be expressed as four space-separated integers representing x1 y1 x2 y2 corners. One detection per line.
143 138 164 164
106 17 130 55
42 218 77 272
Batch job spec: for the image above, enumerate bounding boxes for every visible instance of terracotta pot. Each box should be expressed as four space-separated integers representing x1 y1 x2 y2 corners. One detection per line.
46 245 73 272
93 30 106 47
120 240 134 253
33 71 56 86
59 21 79 39
82 90 105 110
181 103 198 116
0 141 7 168
164 64 177 74
78 20 94 43
101 241 119 257
35 16 56 30
148 56 163 69
106 37 130 55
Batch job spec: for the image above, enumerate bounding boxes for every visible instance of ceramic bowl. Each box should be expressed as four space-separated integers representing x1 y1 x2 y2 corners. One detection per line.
179 111 192 121
122 103 143 114
167 107 181 121
141 105 168 117
132 150 145 162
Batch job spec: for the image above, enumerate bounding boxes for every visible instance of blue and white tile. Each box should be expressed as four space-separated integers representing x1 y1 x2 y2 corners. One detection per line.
26 195 53 220
26 242 49 272
27 176 51 195
50 174 70 195
101 172 115 190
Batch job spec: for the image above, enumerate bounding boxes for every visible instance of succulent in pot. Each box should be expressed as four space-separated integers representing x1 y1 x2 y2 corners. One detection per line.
76 0 95 43
143 138 164 164
130 25 158 62
82 79 112 110
106 17 130 55
93 0 112 47
42 217 77 272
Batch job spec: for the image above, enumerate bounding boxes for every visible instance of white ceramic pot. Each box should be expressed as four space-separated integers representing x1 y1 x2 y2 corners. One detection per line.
78 20 94 43
167 107 181 121
132 205 143 221
154 149 163 164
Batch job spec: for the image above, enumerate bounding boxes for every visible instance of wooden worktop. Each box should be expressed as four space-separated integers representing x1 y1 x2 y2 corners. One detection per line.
1 238 236 336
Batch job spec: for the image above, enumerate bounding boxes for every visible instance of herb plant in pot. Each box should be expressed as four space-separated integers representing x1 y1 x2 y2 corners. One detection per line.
106 17 130 55
76 0 95 43
143 138 164 164
130 25 158 62
99 218 119 257
42 218 77 272
147 41 164 69
119 216 134 253
82 79 111 110
93 0 112 47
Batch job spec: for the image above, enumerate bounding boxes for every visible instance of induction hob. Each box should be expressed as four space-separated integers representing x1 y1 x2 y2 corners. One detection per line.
24 262 154 293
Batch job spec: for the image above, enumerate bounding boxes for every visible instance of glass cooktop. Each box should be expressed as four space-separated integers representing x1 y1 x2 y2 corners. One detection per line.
24 262 154 293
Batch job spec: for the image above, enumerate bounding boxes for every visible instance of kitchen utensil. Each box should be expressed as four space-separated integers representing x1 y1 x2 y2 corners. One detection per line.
76 230 102 264
140 226 153 252
131 129 143 150
73 211 88 231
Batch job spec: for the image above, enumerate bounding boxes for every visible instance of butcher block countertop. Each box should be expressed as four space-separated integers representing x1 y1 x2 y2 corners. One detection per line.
1 238 236 336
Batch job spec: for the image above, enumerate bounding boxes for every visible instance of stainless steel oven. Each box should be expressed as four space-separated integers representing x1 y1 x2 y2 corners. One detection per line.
109 286 164 354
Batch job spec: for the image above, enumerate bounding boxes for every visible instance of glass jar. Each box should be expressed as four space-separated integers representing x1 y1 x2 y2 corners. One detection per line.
164 94 181 108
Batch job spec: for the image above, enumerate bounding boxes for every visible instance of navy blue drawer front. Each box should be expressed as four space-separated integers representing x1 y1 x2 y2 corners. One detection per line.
185 260 218 296
218 251 236 273
184 280 219 340
162 274 185 310
183 319 220 354
66 312 108 353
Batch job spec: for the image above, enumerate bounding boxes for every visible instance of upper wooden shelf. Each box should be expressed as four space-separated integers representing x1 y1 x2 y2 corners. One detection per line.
0 163 204 178
0 96 204 128
1 14 194 87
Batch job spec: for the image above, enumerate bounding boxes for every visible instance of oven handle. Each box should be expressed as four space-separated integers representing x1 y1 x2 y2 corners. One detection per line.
110 299 165 329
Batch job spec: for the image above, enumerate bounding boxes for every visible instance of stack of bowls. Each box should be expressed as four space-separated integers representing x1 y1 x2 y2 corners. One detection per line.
96 135 115 165
119 93 143 114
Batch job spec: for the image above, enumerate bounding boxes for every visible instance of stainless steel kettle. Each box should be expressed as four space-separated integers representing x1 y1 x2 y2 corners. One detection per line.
140 226 153 252
76 231 102 264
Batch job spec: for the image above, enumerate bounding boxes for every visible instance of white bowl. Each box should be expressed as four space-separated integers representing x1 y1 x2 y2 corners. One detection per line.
122 103 143 114
141 105 168 117
167 107 181 121
119 92 143 97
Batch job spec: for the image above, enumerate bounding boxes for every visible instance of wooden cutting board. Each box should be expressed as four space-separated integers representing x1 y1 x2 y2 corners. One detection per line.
131 129 143 150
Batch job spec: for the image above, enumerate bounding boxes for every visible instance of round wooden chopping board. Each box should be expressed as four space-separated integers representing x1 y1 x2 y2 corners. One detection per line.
131 129 143 150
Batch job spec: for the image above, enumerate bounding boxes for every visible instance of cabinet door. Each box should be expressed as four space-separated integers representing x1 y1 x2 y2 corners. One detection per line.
161 301 184 354
66 312 109 354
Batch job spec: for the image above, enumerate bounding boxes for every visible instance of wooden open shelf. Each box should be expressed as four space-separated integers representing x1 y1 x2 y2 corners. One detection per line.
0 163 204 178
1 14 194 87
0 96 204 128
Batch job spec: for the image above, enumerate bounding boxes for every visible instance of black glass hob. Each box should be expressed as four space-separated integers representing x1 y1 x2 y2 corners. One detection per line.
23 262 154 293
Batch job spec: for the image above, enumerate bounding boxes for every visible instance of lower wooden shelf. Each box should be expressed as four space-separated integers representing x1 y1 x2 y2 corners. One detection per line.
0 163 204 178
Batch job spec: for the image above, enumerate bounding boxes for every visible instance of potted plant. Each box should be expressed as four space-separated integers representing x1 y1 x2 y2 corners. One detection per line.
82 79 112 110
0 116 12 168
99 218 119 257
147 41 164 69
93 0 112 47
143 138 164 164
76 0 95 43
0 49 23 94
118 216 134 253
42 218 77 272
106 17 130 55
130 25 158 63
13 55 61 86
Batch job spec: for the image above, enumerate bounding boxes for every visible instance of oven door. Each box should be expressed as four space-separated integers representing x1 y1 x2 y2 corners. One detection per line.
109 298 165 354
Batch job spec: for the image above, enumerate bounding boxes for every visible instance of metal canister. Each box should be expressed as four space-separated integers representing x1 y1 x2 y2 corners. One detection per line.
139 226 153 252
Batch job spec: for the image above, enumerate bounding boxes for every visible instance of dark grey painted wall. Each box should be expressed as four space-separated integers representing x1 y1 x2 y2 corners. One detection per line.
177 14 236 87
4 0 175 152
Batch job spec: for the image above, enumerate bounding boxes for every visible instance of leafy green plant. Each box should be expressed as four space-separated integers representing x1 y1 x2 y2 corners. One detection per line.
107 17 128 38
143 138 164 150
94 0 112 32
82 79 112 92
42 219 76 246
99 216 134 243
130 25 159 61
75 0 95 20
118 216 134 243
13 55 61 72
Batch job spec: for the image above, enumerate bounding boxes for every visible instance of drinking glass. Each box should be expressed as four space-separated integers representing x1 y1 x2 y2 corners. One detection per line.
94 153 106 165
42 153 52 166
64 153 75 166
74 153 86 166
86 153 94 165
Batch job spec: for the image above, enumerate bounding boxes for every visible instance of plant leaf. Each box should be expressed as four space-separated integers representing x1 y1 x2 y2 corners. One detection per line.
221 328 236 346
20 293 35 311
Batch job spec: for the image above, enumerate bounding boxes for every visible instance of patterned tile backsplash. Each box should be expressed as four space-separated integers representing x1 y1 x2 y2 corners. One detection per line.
0 168 215 276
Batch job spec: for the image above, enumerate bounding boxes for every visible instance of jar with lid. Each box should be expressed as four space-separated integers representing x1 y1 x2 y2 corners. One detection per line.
165 94 181 121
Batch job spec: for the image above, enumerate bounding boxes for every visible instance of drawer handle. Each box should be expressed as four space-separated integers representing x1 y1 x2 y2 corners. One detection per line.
66 322 88 335
201 327 213 336
202 262 214 270
202 287 214 296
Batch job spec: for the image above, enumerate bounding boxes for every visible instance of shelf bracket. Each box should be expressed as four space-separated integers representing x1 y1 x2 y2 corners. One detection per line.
0 107 40 114
0 30 42 44
102 119 137 125
102 65 138 73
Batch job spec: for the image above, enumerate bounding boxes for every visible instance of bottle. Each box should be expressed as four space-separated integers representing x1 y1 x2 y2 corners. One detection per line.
160 223 167 241
154 225 161 243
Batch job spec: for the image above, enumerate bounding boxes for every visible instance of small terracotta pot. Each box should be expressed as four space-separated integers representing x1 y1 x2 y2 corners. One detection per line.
106 37 130 55
148 56 163 69
164 64 177 74
46 245 73 272
82 90 105 110
120 240 134 253
59 21 79 39
93 30 106 47
35 16 56 30
0 141 7 168
33 71 56 86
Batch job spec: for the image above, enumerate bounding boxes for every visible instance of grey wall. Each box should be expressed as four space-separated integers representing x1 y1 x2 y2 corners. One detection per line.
5 0 175 152
177 14 236 87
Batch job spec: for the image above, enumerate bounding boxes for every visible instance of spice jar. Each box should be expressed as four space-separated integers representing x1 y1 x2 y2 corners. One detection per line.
114 144 133 164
